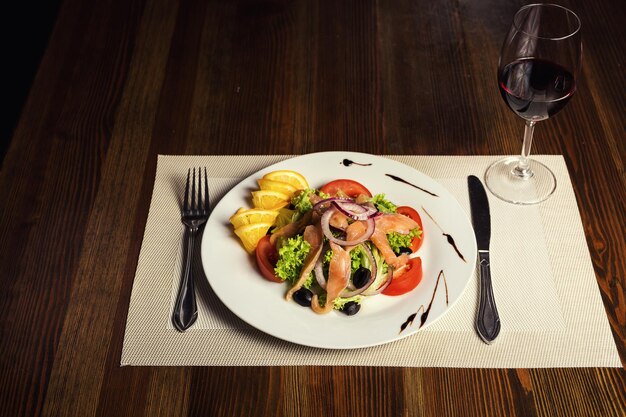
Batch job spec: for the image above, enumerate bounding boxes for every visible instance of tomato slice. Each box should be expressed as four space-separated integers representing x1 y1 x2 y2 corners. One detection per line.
382 257 423 296
319 179 372 198
396 205 424 252
255 235 283 283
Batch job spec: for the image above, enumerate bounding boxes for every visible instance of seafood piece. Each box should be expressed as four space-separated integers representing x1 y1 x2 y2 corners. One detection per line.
311 242 351 314
285 224 323 300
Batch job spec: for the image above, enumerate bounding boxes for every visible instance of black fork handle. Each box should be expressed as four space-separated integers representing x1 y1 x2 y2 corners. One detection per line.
173 227 199 331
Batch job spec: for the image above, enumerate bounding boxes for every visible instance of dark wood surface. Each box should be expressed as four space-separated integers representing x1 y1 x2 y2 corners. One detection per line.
1 0 624 416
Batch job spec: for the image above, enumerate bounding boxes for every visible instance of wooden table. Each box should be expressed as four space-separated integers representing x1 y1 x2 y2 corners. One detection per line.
1 0 624 416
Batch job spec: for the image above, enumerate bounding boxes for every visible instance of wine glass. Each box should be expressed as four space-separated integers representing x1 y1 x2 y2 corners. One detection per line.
486 4 582 204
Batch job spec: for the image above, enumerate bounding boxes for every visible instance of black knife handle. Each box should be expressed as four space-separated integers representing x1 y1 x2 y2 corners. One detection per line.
476 251 501 344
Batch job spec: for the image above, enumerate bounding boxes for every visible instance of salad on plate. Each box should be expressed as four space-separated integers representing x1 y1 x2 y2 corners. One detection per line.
230 170 425 316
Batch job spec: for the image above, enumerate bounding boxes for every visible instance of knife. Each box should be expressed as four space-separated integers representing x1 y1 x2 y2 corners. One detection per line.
468 175 501 344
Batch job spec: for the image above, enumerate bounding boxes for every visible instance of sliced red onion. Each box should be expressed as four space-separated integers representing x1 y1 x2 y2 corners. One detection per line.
314 245 330 290
312 197 354 213
320 206 375 246
332 200 378 221
362 266 394 296
340 243 378 297
340 287 365 297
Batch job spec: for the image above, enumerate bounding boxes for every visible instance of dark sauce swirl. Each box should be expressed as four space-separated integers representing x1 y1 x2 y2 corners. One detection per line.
444 234 466 262
342 158 372 167
400 270 448 333
422 207 467 263
385 174 438 197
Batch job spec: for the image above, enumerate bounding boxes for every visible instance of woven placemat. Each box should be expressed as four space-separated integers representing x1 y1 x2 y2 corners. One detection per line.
121 155 621 367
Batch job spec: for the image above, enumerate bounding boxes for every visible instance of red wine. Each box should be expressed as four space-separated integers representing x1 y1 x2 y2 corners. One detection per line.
498 58 576 121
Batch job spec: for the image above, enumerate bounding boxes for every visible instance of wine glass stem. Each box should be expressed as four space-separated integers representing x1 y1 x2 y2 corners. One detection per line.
514 120 536 179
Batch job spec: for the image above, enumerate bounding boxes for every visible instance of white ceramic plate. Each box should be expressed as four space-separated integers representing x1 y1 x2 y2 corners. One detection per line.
201 152 476 349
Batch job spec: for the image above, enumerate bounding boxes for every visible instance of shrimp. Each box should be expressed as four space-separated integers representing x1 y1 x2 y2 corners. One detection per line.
285 224 323 300
340 212 418 268
270 210 316 245
375 213 418 234
311 242 351 314
370 213 419 269
343 220 368 252
329 210 350 230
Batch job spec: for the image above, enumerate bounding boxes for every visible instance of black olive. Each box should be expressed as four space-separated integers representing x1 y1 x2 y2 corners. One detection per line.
293 287 313 307
397 246 412 255
352 267 371 289
342 301 361 316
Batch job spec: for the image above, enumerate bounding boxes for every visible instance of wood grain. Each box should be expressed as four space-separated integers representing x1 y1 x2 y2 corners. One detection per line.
0 0 624 416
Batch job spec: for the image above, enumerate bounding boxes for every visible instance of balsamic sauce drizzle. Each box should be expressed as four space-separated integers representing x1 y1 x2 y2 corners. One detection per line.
400 270 449 333
385 174 439 197
422 207 467 262
341 158 372 167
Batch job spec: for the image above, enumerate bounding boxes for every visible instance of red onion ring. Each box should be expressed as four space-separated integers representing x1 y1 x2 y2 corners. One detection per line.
312 197 354 213
320 206 374 246
314 244 330 290
362 266 393 295
332 201 378 221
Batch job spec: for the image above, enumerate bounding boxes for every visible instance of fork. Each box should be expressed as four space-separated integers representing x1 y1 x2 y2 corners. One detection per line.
173 167 210 331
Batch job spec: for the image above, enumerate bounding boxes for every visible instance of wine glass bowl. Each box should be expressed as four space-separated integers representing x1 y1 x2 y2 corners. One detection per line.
486 4 582 204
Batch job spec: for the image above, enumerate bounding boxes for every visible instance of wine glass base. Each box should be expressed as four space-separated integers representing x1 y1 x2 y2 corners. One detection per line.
485 157 556 205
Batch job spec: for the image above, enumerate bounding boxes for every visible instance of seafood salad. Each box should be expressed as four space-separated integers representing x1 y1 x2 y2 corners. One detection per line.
230 171 425 316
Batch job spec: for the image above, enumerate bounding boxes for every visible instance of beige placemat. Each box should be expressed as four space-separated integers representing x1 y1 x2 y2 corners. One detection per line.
121 155 621 367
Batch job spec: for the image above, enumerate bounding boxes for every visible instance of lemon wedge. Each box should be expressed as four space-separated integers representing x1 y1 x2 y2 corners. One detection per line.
262 170 309 190
229 208 279 228
251 190 290 210
234 222 273 253
257 178 298 197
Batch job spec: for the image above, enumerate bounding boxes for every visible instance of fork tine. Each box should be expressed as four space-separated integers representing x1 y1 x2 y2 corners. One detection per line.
204 167 209 213
191 167 196 211
183 168 191 212
196 167 203 214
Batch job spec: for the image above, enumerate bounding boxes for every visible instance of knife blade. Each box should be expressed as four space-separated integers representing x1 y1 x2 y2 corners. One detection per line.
468 175 501 344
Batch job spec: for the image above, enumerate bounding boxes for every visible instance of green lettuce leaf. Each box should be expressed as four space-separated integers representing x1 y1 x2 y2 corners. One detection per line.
274 235 314 288
387 227 422 254
370 194 397 213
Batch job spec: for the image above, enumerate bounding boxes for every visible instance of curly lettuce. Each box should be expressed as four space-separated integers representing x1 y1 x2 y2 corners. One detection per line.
370 194 397 214
291 189 330 214
291 189 316 213
350 244 371 272
387 227 422 254
274 235 314 288
333 295 362 310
